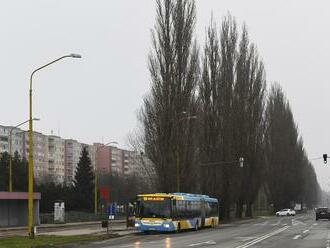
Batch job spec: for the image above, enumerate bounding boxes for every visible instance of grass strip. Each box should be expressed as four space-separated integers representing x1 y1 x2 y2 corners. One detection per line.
0 234 119 248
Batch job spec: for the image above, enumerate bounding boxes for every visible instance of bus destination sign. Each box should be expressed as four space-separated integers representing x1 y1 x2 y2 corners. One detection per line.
143 197 164 201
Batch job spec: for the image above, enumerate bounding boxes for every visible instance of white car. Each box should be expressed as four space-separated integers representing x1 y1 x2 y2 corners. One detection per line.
276 209 296 216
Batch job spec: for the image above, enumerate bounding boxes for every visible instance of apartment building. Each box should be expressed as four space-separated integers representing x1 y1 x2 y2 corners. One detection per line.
0 125 24 156
22 131 49 184
111 146 122 175
64 139 82 184
94 144 136 177
1 124 141 185
121 149 135 176
48 135 65 184
94 143 111 174
82 143 96 171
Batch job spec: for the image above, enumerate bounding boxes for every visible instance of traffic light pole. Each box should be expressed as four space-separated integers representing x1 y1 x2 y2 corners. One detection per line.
200 157 244 168
200 158 244 196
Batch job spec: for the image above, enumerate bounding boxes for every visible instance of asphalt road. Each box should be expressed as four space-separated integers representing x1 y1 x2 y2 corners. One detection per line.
84 212 330 248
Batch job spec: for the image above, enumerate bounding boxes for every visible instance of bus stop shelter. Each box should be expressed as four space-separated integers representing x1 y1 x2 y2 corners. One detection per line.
0 191 41 227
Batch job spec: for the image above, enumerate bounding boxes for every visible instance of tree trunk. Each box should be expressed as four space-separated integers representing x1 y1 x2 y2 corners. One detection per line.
245 202 253 217
236 200 243 218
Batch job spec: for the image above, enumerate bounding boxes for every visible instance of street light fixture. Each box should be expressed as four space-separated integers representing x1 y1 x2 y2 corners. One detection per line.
94 141 118 215
69 53 82 58
28 54 81 238
8 118 40 192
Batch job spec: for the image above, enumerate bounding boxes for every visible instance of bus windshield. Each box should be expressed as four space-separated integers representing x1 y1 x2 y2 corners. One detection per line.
137 197 171 219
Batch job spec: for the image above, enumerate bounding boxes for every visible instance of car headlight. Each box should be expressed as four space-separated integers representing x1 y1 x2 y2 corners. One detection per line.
163 224 170 228
135 223 140 227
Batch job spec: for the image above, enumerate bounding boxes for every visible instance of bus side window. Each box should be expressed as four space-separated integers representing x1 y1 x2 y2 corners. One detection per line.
177 200 183 219
206 202 211 217
172 199 177 219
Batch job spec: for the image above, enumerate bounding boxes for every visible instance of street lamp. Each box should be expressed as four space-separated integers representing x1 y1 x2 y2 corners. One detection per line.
28 53 81 238
176 112 196 192
95 141 118 215
8 118 40 192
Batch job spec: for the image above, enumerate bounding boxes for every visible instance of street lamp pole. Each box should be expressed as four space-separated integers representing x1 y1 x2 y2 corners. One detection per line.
94 141 118 215
28 53 81 238
8 118 40 192
176 112 196 192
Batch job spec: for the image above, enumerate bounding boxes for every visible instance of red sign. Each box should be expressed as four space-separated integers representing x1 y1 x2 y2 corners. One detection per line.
99 187 109 201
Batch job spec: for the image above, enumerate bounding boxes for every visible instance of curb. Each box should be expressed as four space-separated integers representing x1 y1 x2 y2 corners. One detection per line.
0 220 126 233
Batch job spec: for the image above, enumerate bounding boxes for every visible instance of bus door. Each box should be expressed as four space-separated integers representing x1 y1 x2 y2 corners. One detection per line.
201 199 206 227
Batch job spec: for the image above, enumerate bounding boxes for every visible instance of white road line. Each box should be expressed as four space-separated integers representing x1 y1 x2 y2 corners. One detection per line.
303 229 309 234
292 219 306 226
254 221 268 226
234 237 258 241
235 226 289 248
188 240 216 247
270 220 281 226
327 231 330 248
313 223 318 226
293 235 301 240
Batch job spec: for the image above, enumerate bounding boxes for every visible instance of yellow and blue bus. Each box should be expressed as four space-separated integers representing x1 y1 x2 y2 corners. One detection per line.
134 193 219 232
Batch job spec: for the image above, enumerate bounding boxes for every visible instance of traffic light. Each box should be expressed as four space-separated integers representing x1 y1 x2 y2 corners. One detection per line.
323 154 328 164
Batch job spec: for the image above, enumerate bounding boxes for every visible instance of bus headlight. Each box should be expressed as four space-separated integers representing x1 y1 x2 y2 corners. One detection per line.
163 224 170 228
135 223 140 227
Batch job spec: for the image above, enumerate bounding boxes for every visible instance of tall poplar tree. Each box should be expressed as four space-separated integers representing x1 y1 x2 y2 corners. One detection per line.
142 0 199 192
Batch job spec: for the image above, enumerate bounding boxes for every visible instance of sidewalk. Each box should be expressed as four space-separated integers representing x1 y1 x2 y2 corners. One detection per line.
0 219 126 232
0 220 130 238
40 225 137 236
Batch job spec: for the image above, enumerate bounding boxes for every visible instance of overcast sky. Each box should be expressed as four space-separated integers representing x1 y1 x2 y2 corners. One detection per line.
1 0 330 190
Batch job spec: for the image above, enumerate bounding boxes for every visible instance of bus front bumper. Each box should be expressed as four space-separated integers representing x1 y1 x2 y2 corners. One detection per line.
135 220 176 232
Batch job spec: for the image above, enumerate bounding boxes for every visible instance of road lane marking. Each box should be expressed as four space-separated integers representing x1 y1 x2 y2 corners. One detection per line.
235 226 289 248
293 235 301 240
254 221 268 226
292 219 306 226
188 240 216 246
270 220 281 226
235 237 258 241
303 229 309 234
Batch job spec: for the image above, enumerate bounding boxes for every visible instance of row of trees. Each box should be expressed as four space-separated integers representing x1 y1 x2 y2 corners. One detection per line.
0 148 94 212
139 0 320 218
0 147 150 213
0 152 28 192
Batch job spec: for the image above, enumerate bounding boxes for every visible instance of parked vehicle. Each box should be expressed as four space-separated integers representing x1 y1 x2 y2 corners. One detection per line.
276 209 296 216
315 207 330 221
